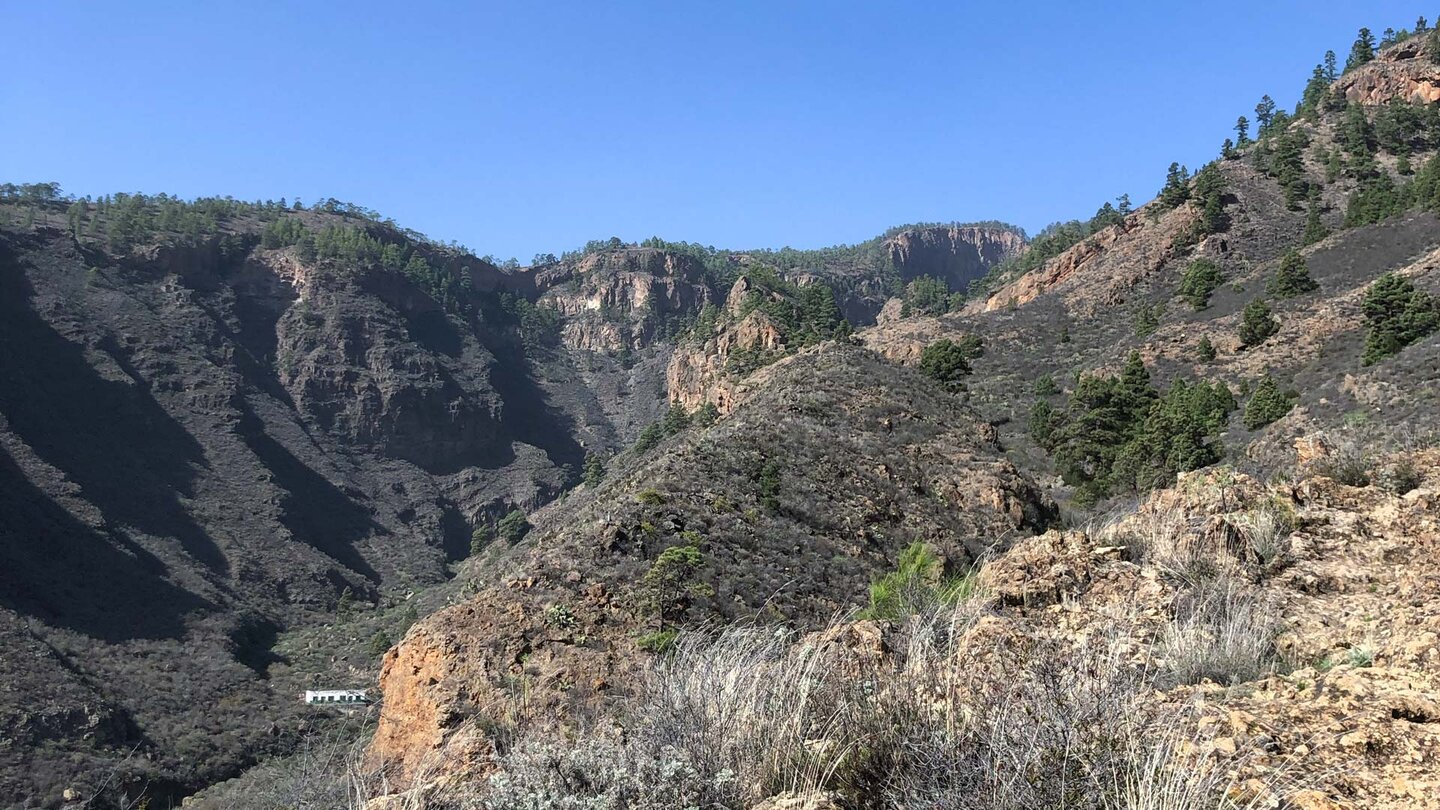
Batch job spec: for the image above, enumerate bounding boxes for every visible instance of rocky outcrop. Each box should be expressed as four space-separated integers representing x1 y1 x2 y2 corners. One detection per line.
537 248 717 353
1337 37 1440 106
886 224 1026 291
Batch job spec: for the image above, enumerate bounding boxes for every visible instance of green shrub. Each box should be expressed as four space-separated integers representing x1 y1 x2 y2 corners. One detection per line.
368 630 392 658
1361 272 1440 364
918 339 972 388
1132 303 1163 337
636 489 666 506
470 525 492 556
1195 336 1217 362
497 509 531 543
636 629 679 654
582 452 606 487
861 542 974 620
1242 377 1295 429
1268 250 1319 298
757 460 782 513
1178 259 1225 310
1032 374 1058 396
634 422 665 453
1238 299 1280 348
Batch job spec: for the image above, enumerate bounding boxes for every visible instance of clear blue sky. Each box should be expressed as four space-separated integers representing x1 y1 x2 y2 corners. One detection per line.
0 1 1424 260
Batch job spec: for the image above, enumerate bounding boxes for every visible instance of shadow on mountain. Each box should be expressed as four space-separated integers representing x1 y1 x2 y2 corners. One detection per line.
235 405 381 581
0 251 228 574
488 349 585 473
0 447 210 641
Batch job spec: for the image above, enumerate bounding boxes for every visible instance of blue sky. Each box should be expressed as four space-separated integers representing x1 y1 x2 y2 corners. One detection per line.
0 1 1425 259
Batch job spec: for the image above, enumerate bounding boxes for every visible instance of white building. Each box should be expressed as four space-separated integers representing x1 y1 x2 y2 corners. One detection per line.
304 689 370 706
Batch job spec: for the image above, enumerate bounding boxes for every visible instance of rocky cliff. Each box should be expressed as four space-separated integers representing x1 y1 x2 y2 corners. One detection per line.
887 223 1026 292
536 247 719 354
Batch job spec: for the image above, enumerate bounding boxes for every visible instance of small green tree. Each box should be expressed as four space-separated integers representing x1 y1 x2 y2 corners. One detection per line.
660 402 691 435
470 524 491 556
1178 259 1225 310
1268 250 1320 298
918 339 973 388
902 275 953 317
1345 28 1377 73
1303 190 1329 245
1361 272 1440 364
757 460 782 512
633 422 665 453
1158 162 1191 208
1243 377 1295 429
336 586 356 620
582 452 605 487
1238 299 1280 348
1028 400 1060 449
1235 115 1251 147
692 402 720 427
368 630 393 657
1195 336 1217 362
496 509 531 543
1254 95 1277 137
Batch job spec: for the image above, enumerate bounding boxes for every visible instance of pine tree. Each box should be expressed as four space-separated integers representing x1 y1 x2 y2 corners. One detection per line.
918 339 973 389
1238 299 1280 348
582 452 605 487
660 402 691 435
1195 336 1217 362
1178 258 1225 310
1324 49 1338 82
1300 64 1330 116
1254 95 1277 137
1235 116 1251 147
1269 249 1320 298
1158 163 1191 208
1361 272 1440 364
1346 28 1377 73
1418 16 1429 33
1243 376 1295 429
1303 189 1329 245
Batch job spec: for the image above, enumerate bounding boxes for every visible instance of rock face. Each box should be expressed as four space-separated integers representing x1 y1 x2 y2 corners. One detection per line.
886 224 1026 292
0 221 581 804
536 248 718 354
366 344 1056 783
1337 37 1440 105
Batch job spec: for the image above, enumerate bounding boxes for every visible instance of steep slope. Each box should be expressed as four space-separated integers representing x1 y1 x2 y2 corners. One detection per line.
0 213 587 805
364 344 1054 784
862 37 1440 498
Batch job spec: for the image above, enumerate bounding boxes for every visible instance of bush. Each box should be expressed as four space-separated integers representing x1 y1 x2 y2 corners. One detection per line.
1242 376 1295 429
860 541 975 620
1032 374 1058 396
1268 249 1319 298
1361 272 1440 364
1178 259 1225 310
1195 336 1217 361
1237 299 1280 348
636 629 679 654
497 509 531 543
1160 577 1279 686
582 452 605 487
918 339 972 388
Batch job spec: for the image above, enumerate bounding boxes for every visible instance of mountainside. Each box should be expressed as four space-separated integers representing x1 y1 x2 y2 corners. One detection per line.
364 344 1053 783
343 26 1440 810
6 18 1440 810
